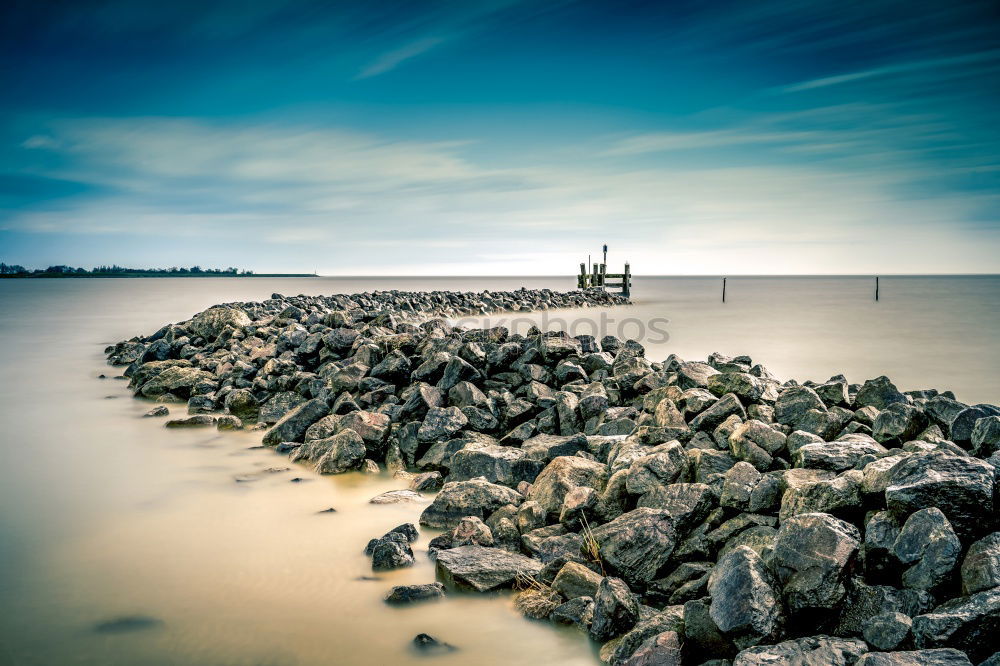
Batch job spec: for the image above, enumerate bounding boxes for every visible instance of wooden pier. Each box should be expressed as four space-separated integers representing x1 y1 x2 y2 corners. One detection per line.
577 261 631 297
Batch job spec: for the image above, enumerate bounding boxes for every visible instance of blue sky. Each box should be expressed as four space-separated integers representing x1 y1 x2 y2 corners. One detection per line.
1 0 998 274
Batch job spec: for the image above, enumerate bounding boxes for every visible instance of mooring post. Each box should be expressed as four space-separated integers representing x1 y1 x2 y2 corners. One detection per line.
592 262 599 290
600 263 606 289
623 262 631 297
722 277 727 303
579 263 586 289
875 276 879 301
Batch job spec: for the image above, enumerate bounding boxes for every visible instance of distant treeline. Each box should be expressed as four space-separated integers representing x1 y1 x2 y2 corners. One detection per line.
1 263 256 277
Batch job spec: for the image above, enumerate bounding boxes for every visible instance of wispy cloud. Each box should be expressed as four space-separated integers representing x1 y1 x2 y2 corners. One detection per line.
355 36 446 79
779 48 1000 93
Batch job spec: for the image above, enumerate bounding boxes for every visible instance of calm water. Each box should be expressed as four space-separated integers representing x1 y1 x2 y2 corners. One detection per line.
0 275 997 666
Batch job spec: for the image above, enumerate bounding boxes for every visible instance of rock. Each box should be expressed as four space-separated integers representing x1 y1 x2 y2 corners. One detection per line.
856 650 972 665
832 579 934 637
450 516 494 547
884 451 996 539
513 586 563 620
410 471 444 492
371 539 415 570
384 583 445 604
951 405 1000 444
165 415 214 428
590 576 640 641
551 596 594 628
419 478 523 529
911 587 1000 662
691 393 747 432
707 545 784 649
369 489 424 504
190 306 250 339
314 429 367 474
621 630 682 666
708 372 766 403
224 388 259 422
729 420 785 471
625 441 688 494
676 362 719 390
779 470 863 522
732 636 868 666
638 482 715 532
411 633 457 653
892 507 961 592
559 485 599 531
770 512 861 613
794 435 889 472
775 386 826 426
683 597 736 661
972 416 1000 456
591 508 678 588
610 608 685 664
863 612 912 651
874 403 930 446
721 462 762 509
961 532 1000 595
262 398 329 446
434 545 543 592
144 405 169 417
856 376 908 411
552 561 603 599
448 444 525 486
527 456 608 517
521 433 588 462
418 406 468 442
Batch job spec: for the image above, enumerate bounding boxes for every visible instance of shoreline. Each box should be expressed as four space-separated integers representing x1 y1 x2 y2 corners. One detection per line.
104 288 1000 664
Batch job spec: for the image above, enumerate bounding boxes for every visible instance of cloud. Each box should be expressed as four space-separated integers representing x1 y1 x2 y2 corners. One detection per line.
779 48 1000 93
355 36 447 79
4 114 997 274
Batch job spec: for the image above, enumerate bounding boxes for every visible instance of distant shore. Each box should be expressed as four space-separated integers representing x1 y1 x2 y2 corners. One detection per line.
0 272 318 279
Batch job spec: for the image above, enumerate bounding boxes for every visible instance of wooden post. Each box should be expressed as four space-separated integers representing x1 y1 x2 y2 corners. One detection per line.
623 263 631 297
722 277 727 303
592 263 599 290
875 276 879 301
600 263 606 289
579 263 586 289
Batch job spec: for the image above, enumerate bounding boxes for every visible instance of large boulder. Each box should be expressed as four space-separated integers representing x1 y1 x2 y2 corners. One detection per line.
732 636 868 666
591 508 678 588
419 478 524 529
435 545 542 592
961 532 1000 595
552 561 603 599
892 508 961 592
313 429 366 474
874 403 929 446
589 576 640 642
775 386 826 427
855 376 907 411
262 398 329 446
912 587 1000 662
856 649 972 666
690 393 746 432
625 441 688 494
884 452 996 539
138 365 215 399
707 545 785 649
190 306 251 339
527 456 608 517
794 435 888 472
448 445 526 486
770 512 861 613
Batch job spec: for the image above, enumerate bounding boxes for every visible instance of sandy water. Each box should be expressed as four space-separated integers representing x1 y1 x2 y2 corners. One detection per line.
0 275 997 665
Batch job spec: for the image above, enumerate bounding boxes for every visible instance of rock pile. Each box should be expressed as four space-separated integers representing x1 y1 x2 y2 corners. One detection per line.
106 289 1000 665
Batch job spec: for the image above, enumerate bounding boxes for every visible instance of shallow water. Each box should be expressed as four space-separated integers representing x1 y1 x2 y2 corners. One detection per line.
0 275 997 665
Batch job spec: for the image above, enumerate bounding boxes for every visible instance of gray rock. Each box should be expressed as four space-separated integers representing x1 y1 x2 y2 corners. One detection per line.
434 545 542 592
961 532 1000 595
721 462 762 510
770 512 861 612
885 451 996 539
552 561 603 599
610 608 685 664
625 441 688 494
314 429 367 474
527 455 608 517
892 507 961 592
590 576 640 641
779 470 863 522
972 416 1000 456
732 636 868 666
417 406 468 442
419 478 523 529
637 483 715 532
857 650 971 665
368 489 424 504
448 444 525 486
707 545 784 649
863 612 912 651
262 398 329 446
794 435 889 472
551 596 594 628
371 539 415 570
190 306 250 339
384 583 445 604
691 393 747 432
708 372 767 403
856 376 908 411
832 579 934 637
620 630 682 666
775 386 826 427
591 508 678 588
911 587 1000 662
874 403 930 446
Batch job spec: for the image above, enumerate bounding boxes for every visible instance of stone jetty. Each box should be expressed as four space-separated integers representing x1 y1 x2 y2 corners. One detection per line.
105 288 1000 665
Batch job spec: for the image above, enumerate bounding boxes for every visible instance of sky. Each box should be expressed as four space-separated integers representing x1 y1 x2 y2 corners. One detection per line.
1 0 999 275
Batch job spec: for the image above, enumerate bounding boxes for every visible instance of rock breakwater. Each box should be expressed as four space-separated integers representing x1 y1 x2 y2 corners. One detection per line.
105 288 1000 665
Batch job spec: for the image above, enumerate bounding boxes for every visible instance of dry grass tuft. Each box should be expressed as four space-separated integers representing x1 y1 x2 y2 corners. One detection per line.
513 586 563 620
580 514 606 576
